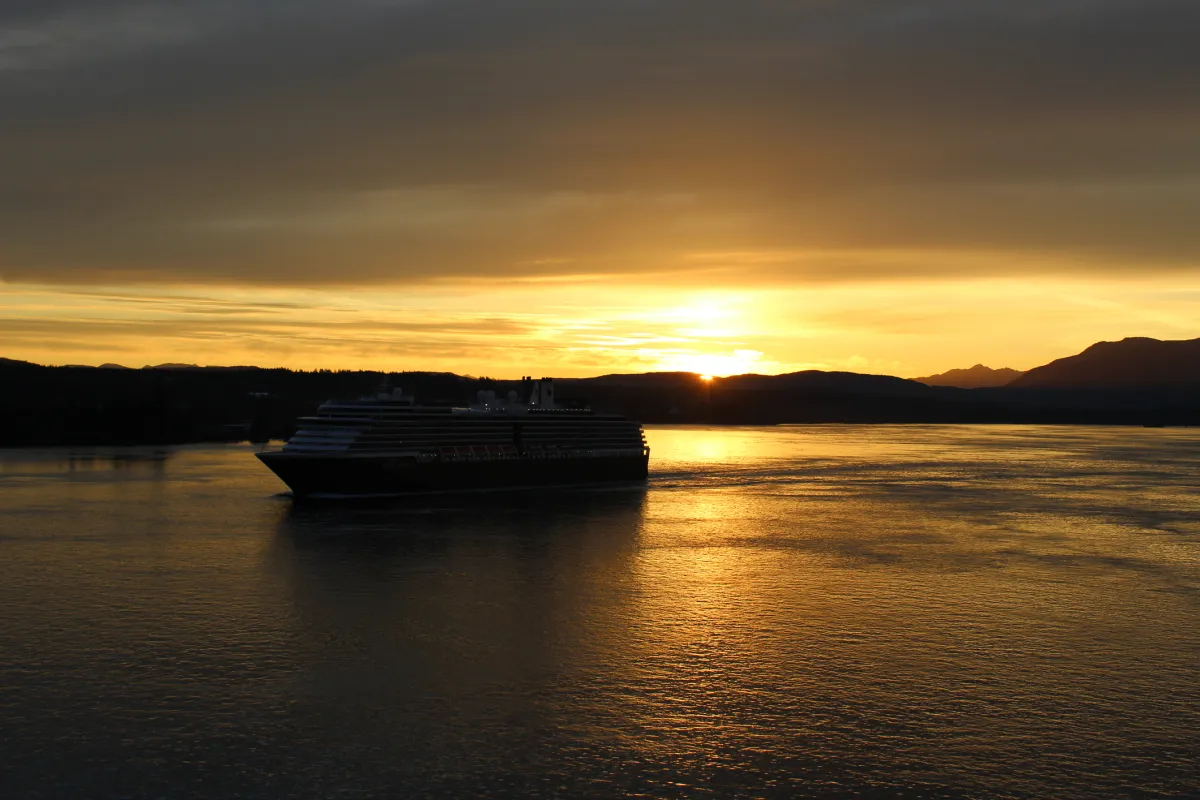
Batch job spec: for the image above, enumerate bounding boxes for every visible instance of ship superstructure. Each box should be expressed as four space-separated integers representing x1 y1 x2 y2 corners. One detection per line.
256 378 649 497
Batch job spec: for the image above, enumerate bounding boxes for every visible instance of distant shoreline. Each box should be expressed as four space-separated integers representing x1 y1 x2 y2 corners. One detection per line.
5 342 1200 447
2 420 1195 451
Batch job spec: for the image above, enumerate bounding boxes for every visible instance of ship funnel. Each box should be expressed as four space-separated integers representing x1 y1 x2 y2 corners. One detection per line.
529 378 556 409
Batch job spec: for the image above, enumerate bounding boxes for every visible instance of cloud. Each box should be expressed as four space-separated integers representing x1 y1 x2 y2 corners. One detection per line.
0 0 1197 286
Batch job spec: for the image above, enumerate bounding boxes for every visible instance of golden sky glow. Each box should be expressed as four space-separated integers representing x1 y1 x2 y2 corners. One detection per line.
5 273 1199 377
1 1 1197 377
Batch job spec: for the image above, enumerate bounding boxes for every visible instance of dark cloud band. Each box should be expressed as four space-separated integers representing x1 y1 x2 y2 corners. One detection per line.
1 0 1197 285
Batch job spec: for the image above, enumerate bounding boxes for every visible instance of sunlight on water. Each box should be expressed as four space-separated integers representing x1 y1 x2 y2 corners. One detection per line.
1 425 1198 798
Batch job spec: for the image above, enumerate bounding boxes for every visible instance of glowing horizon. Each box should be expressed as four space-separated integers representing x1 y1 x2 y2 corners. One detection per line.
4 272 1199 380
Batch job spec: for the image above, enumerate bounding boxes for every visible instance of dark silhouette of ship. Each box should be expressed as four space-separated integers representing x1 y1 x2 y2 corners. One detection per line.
256 377 650 498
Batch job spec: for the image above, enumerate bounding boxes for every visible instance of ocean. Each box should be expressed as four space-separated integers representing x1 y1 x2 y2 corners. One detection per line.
1 425 1197 798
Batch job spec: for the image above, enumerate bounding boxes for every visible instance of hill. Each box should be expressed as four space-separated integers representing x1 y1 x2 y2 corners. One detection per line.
916 364 1024 388
1010 337 1200 389
0 362 479 447
557 370 949 425
3 350 1200 446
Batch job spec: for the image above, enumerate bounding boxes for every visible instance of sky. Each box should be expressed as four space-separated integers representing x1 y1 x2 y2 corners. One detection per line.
1 0 1198 377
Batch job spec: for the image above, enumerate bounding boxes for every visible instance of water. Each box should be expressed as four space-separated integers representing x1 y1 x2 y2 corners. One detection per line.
1 425 1198 799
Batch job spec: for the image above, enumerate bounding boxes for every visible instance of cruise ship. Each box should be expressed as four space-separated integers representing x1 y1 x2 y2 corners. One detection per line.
256 378 650 498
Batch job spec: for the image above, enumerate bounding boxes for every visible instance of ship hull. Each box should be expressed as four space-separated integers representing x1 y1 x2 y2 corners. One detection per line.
257 452 650 498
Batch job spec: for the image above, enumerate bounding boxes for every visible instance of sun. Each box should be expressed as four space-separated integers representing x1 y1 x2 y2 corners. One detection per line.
659 350 764 378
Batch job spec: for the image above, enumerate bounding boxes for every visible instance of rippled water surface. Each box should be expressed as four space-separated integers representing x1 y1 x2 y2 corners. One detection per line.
2 426 1199 798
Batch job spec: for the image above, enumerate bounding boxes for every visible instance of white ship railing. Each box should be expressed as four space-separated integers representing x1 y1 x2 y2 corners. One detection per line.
257 441 649 459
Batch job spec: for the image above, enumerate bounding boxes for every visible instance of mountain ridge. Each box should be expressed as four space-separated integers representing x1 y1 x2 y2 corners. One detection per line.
3 343 1199 446
916 364 1025 388
1010 337 1200 389
7 334 1199 391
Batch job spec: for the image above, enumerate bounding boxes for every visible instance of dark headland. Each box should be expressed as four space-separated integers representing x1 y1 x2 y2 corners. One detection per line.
2 337 1198 446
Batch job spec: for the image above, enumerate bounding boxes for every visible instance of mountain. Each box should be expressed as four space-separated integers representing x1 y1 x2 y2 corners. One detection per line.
0 357 43 374
916 364 1024 388
4 346 1200 446
1010 337 1200 389
572 370 931 394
